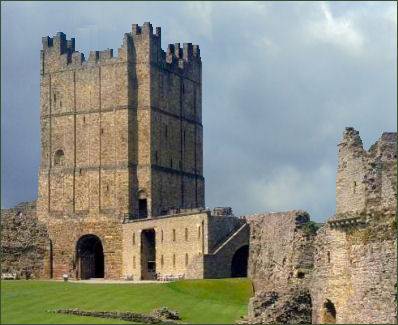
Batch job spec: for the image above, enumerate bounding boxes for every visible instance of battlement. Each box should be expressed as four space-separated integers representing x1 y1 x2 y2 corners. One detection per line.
41 23 201 81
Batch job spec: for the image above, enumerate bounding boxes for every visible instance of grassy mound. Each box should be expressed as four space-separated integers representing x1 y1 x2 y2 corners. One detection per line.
1 278 252 324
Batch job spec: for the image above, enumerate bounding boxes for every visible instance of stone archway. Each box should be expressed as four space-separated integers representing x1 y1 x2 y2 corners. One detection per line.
76 234 104 279
231 245 249 277
322 299 336 324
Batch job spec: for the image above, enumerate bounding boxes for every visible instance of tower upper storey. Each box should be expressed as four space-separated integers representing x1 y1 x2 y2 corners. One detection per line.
40 22 201 84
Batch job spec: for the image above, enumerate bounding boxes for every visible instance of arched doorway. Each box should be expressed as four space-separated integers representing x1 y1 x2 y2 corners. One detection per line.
322 299 336 324
231 245 249 277
76 235 104 279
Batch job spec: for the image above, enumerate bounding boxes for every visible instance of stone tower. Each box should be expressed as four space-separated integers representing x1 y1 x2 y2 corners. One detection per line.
336 127 396 216
36 22 204 278
37 22 204 222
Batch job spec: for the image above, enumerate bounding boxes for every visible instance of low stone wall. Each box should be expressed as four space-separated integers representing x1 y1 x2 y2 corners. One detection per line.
1 201 51 278
51 307 180 324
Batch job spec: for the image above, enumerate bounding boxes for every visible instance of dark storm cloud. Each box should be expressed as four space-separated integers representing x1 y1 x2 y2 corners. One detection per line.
1 1 396 221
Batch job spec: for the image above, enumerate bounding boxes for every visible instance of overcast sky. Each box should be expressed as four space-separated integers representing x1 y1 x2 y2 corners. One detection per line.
1 1 397 221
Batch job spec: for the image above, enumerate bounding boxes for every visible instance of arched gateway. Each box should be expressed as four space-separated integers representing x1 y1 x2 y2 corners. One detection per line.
231 245 249 277
76 235 104 279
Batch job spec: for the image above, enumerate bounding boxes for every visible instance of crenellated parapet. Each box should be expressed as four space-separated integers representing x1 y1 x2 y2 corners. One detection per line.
41 22 201 83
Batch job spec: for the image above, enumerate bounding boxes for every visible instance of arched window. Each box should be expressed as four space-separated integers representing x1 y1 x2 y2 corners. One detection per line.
54 149 65 166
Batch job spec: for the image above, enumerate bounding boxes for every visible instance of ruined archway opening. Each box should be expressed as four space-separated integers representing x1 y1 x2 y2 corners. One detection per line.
141 229 156 280
76 234 104 279
322 299 336 324
231 245 249 278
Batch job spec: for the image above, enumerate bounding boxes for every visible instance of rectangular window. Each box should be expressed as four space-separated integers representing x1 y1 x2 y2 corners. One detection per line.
173 254 176 268
185 253 188 266
161 255 164 268
173 229 176 242
161 230 164 243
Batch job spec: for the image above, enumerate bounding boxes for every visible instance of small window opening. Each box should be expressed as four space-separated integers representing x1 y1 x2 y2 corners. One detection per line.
161 230 164 243
132 233 136 245
198 226 201 239
185 228 188 241
353 181 357 194
173 254 176 268
54 149 65 166
161 255 164 268
185 253 189 266
83 116 86 123
327 251 331 263
59 101 62 108
133 256 136 269
101 128 104 135
297 271 305 279
173 229 176 242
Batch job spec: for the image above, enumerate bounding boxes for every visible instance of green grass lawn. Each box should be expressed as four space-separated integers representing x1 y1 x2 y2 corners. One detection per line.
1 278 253 324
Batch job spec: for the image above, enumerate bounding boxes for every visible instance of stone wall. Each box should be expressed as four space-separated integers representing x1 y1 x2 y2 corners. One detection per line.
311 219 396 324
311 129 397 324
242 211 316 324
1 202 51 278
122 210 209 280
336 127 397 216
46 216 123 279
122 210 249 280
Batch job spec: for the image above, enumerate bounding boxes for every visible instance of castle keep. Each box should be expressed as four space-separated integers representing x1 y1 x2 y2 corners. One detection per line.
1 22 396 325
35 22 248 280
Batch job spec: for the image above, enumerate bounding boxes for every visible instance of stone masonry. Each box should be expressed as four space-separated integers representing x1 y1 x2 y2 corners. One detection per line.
241 211 316 324
5 22 248 281
2 21 396 325
243 129 396 324
1 201 51 279
311 128 397 324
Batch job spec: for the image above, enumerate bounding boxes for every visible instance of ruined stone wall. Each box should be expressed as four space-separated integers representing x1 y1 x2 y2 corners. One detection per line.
1 202 51 278
311 129 397 324
336 127 397 216
311 220 396 324
242 211 315 324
